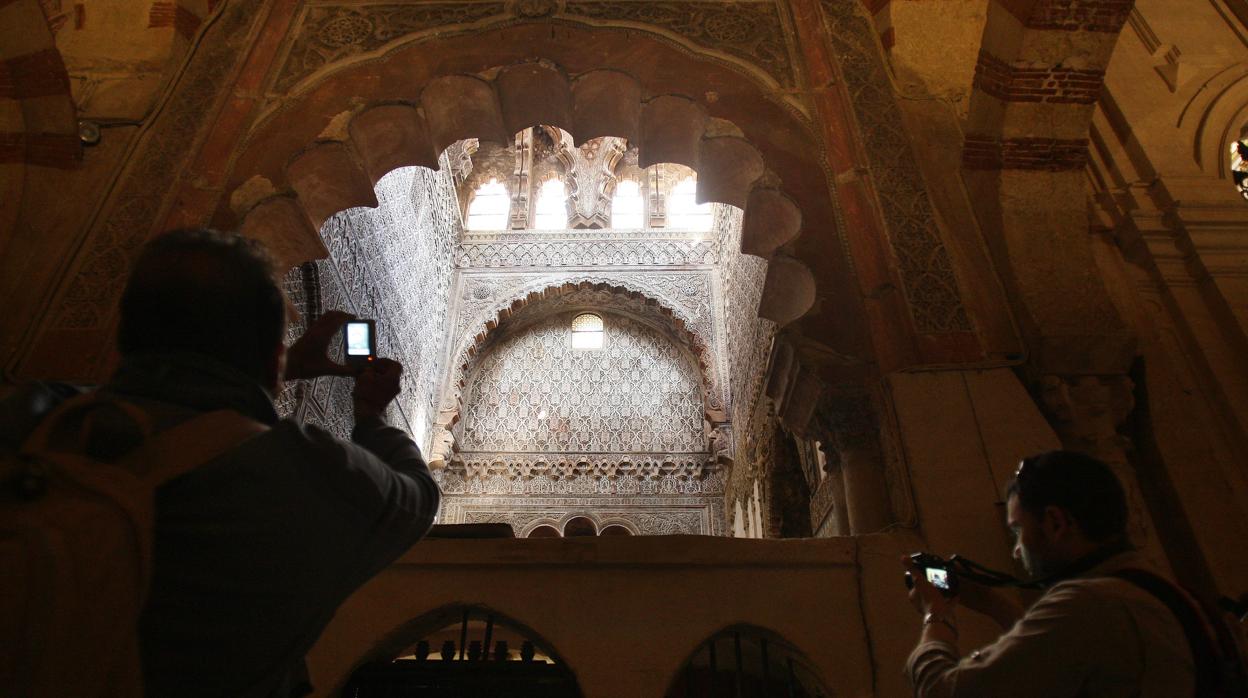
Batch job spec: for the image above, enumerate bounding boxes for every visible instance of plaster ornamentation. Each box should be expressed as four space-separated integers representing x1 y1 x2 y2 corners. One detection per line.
456 233 719 268
551 131 627 228
458 313 707 453
809 475 839 537
819 1 972 334
563 1 796 87
716 205 776 468
276 163 460 448
454 506 718 536
273 2 796 96
446 269 727 412
274 3 507 93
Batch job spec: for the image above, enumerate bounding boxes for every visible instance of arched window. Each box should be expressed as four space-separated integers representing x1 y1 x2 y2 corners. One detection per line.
666 177 712 231
465 179 510 230
527 525 561 538
1230 140 1248 200
563 516 597 537
345 606 581 696
534 179 568 229
599 525 632 536
611 179 644 228
570 313 603 350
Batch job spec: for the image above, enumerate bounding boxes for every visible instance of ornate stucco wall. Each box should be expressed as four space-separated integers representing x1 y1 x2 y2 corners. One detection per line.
460 312 706 454
275 162 460 448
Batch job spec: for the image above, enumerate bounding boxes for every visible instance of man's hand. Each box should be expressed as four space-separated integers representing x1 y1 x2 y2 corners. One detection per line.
902 555 956 618
285 310 360 381
957 576 1025 630
353 358 403 421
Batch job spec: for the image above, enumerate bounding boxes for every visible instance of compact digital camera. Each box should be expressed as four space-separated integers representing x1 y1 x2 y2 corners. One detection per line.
343 319 377 366
905 552 958 597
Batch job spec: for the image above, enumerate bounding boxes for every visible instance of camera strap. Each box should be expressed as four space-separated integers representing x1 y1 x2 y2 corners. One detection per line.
948 539 1135 590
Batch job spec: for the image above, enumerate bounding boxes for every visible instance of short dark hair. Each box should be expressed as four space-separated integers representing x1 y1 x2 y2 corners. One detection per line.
118 228 285 382
1006 450 1128 543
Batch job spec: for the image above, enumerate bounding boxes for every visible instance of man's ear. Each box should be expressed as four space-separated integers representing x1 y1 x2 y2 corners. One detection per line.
1041 505 1078 540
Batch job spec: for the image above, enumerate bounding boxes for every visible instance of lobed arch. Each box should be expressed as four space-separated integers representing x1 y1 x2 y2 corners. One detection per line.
231 62 814 327
444 280 722 435
215 23 865 354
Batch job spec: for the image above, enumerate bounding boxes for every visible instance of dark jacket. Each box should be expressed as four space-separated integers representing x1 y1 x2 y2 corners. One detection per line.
1 354 441 697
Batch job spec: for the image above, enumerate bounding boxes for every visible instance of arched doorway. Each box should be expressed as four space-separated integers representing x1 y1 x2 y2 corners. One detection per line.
343 606 582 697
665 625 830 698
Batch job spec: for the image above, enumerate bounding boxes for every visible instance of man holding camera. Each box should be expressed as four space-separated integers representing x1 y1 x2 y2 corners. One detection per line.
2 229 440 696
902 450 1209 696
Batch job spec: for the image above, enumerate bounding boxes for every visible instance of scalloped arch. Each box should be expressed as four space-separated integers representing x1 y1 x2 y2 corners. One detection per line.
232 52 825 328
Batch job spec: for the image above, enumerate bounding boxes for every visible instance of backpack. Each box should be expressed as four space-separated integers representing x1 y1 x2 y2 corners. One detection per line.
1 393 266 697
1111 569 1248 698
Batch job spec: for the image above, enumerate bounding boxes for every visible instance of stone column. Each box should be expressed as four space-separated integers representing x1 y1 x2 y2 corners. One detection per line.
815 442 851 537
814 391 893 535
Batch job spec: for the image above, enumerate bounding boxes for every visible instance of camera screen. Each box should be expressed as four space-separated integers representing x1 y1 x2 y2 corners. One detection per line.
345 322 373 356
925 567 950 590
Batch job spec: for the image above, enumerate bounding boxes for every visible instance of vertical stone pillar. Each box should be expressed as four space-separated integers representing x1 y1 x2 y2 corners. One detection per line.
814 391 893 535
509 129 533 229
816 442 852 536
1039 374 1165 567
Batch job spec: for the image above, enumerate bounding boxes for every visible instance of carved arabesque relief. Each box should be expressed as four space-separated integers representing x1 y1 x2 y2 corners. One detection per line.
445 270 727 415
273 1 796 97
458 312 707 453
819 1 972 334
276 163 461 449
548 129 628 228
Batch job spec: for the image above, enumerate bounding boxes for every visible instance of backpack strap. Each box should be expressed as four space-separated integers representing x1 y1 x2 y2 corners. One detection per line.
19 392 155 457
18 394 268 486
120 409 268 485
1109 569 1222 697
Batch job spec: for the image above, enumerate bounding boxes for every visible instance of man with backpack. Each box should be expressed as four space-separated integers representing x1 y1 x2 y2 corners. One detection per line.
903 450 1247 697
1 229 441 697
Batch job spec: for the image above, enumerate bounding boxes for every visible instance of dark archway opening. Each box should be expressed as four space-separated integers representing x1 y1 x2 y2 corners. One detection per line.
665 625 829 698
344 606 582 698
564 516 597 537
528 525 561 538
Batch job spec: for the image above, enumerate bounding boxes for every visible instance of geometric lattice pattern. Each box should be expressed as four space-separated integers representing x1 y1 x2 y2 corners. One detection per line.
460 312 707 453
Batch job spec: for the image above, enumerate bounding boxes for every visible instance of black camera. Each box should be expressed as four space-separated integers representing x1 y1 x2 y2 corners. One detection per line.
905 552 958 597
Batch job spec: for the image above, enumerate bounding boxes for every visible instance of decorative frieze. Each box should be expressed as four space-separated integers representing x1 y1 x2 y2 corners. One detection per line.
457 231 720 268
